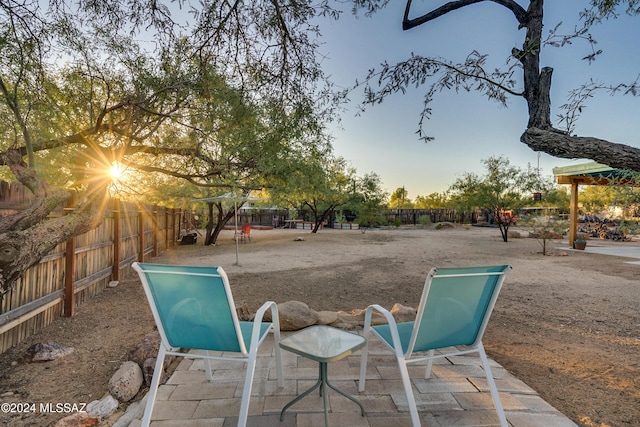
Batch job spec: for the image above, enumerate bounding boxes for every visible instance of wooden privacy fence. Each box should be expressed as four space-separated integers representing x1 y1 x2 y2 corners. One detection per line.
386 208 479 225
0 187 186 354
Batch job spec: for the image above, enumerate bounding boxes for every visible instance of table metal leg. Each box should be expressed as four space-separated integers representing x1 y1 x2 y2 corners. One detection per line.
280 374 322 421
325 376 365 416
280 361 365 425
321 363 330 426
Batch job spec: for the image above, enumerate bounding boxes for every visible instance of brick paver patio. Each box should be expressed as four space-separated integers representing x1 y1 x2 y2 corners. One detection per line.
115 330 577 427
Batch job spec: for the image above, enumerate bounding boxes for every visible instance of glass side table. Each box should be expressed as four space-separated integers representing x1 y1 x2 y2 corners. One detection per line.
279 325 366 426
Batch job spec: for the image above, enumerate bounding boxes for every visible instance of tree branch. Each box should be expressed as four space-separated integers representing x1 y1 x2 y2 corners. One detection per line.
403 0 528 30
521 127 640 171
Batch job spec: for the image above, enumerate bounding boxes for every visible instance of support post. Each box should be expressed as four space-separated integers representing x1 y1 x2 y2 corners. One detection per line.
138 204 145 262
153 205 159 257
165 209 170 250
64 192 77 317
569 180 579 247
112 199 121 281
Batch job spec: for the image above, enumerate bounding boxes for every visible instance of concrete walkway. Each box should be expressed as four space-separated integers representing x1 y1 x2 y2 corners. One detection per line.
563 241 640 265
119 330 577 427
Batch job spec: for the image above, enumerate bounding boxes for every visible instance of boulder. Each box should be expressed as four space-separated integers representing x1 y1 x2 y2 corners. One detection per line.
276 301 318 331
329 311 360 330
142 357 171 387
128 331 161 366
235 301 252 321
24 342 74 362
109 361 143 403
507 230 521 239
86 394 119 419
129 331 174 386
316 311 339 325
330 309 387 329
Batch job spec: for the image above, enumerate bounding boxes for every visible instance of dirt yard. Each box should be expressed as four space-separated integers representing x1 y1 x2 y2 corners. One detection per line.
0 225 638 426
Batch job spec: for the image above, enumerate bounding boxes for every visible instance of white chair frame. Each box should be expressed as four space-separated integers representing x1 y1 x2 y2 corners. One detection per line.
132 262 284 427
358 266 511 427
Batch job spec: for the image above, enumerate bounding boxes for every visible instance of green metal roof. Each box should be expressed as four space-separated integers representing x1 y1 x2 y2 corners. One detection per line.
552 162 613 176
553 162 638 182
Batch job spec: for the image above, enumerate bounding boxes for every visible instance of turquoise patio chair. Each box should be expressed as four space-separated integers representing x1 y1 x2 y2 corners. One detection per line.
132 262 284 427
358 265 511 427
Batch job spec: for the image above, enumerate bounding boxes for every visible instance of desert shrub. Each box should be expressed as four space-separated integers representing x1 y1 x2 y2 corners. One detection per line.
418 215 432 226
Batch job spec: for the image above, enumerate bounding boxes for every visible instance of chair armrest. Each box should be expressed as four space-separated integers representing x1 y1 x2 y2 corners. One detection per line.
254 301 279 325
251 301 280 346
364 304 407 358
364 304 397 328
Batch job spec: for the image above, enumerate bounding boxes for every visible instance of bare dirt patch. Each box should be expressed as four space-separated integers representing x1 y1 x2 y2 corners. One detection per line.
1 226 638 426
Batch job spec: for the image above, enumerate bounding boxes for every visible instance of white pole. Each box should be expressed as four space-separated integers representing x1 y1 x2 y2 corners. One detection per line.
234 197 240 265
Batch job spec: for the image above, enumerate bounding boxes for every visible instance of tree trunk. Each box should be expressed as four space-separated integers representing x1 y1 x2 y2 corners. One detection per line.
204 202 235 245
1 181 105 297
513 1 640 170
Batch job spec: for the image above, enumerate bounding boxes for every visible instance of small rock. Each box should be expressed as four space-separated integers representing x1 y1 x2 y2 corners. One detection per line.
109 361 143 403
294 236 305 241
86 394 119 418
24 342 74 362
53 412 100 427
142 357 170 387
107 281 119 288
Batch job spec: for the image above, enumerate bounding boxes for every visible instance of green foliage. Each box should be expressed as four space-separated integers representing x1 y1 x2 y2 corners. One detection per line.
269 155 354 232
579 175 640 216
448 156 547 242
414 192 449 209
389 187 413 209
537 187 571 212
344 172 389 227
1 0 340 194
418 215 432 227
619 220 640 235
520 213 568 255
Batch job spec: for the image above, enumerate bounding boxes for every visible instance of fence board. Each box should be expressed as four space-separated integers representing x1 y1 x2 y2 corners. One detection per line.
0 182 183 354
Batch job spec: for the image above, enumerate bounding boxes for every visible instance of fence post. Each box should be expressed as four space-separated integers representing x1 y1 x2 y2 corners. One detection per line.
112 199 121 281
64 192 77 317
138 204 145 262
153 204 159 257
164 209 169 250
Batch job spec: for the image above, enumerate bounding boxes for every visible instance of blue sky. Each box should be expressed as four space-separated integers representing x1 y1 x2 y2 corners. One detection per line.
318 2 640 199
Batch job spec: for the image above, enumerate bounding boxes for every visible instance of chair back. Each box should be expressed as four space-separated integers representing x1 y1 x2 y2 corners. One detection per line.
132 263 247 354
241 223 251 234
409 265 510 354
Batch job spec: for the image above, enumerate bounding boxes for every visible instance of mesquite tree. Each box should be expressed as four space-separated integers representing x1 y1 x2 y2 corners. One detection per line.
352 0 640 170
0 1 336 297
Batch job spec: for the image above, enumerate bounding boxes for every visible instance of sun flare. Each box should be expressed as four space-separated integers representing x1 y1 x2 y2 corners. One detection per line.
109 162 124 180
